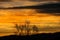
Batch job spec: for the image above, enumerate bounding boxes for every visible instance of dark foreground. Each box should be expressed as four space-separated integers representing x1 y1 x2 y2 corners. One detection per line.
0 32 60 40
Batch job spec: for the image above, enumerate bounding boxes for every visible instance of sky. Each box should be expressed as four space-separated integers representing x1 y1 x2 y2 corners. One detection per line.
0 0 60 36
0 0 59 8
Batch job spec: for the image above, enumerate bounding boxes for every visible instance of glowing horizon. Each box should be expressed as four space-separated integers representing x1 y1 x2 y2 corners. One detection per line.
0 9 60 36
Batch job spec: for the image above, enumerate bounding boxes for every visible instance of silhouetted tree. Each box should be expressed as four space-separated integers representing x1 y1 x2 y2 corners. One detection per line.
15 24 25 35
32 25 40 32
25 20 31 35
15 24 20 35
26 27 31 35
19 25 27 35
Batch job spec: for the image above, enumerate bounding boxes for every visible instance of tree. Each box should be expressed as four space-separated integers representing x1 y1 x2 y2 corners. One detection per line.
25 20 31 35
19 25 27 35
32 25 40 32
15 24 20 35
26 27 31 35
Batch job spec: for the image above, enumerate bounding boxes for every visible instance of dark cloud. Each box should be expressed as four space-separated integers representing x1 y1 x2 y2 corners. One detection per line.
35 3 60 16
0 0 41 2
29 0 59 2
0 0 11 2
36 9 60 16
0 1 60 16
29 0 41 2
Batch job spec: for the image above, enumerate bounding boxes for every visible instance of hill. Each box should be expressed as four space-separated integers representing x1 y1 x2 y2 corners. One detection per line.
0 32 60 40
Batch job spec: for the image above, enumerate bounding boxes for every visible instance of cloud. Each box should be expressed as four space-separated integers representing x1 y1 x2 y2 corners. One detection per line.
10 0 60 2
35 3 60 16
0 0 11 2
28 0 41 2
0 1 40 8
0 0 59 8
0 0 59 2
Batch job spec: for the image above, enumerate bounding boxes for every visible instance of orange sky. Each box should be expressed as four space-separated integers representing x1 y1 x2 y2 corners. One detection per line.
0 9 60 36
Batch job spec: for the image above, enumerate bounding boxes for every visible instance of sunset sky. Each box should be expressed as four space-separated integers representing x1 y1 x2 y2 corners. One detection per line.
0 0 60 36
